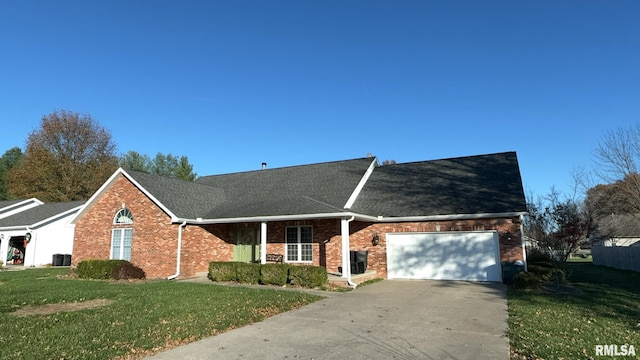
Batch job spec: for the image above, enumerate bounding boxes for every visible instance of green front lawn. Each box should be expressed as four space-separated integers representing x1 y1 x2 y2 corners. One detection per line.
509 263 640 359
0 268 323 360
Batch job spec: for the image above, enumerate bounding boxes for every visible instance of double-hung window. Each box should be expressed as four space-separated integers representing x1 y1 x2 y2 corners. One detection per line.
111 208 133 261
111 228 133 261
286 226 313 262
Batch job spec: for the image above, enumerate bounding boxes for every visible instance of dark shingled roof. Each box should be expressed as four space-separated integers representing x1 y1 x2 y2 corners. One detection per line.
195 158 375 218
0 201 85 228
0 199 40 216
111 153 525 221
351 152 526 217
125 170 226 219
0 199 26 209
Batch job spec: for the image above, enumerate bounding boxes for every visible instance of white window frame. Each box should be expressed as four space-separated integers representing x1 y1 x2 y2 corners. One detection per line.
285 226 313 263
111 228 133 261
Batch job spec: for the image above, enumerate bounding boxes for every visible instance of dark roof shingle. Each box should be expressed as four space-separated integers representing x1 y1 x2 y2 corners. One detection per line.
196 158 375 218
119 153 525 221
125 170 226 219
352 152 526 217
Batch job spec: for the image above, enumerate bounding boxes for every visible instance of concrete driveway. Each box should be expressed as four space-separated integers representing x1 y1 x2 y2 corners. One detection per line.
145 280 509 360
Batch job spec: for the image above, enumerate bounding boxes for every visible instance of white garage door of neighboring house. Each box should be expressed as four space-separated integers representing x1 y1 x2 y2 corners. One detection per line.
386 231 502 282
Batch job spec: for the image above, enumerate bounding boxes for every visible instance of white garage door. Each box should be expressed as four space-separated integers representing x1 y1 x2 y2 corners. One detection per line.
386 231 502 282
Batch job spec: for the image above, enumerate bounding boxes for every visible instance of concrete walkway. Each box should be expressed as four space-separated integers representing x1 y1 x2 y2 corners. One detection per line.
145 280 509 360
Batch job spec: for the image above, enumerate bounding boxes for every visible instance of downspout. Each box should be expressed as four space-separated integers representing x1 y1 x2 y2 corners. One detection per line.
520 214 528 272
0 233 5 267
27 227 36 267
342 216 357 287
168 221 187 280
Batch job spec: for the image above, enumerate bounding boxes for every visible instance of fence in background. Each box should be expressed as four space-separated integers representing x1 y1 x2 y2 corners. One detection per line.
591 246 640 272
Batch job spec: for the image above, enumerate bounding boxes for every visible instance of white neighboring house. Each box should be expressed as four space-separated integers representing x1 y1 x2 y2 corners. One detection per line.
0 201 85 267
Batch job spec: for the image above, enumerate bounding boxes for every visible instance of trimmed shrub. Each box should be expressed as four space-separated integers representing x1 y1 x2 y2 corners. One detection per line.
235 262 261 284
260 264 289 286
288 265 328 288
528 265 566 283
77 259 128 279
512 272 541 289
527 249 553 267
527 264 555 279
548 268 567 284
112 262 146 280
208 262 238 282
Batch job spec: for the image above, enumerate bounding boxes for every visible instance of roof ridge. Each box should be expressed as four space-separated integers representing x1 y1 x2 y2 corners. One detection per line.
196 157 374 180
386 151 517 167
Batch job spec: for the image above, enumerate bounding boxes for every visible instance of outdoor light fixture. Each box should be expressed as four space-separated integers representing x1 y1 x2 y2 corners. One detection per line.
503 231 512 242
372 232 380 246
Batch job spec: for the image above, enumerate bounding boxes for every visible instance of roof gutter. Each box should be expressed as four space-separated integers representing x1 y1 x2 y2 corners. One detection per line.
0 225 29 231
173 212 379 225
372 211 528 222
168 221 187 280
173 211 528 225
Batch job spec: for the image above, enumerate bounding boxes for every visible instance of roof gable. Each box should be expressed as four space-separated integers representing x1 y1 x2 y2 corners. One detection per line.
196 158 376 218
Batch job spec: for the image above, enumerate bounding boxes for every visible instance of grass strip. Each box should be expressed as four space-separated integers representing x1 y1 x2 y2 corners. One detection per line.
508 263 640 359
0 268 322 360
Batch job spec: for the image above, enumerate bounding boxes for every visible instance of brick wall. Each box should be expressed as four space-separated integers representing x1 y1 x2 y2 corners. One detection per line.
207 217 524 280
73 175 179 278
73 175 240 279
180 224 234 278
73 173 524 279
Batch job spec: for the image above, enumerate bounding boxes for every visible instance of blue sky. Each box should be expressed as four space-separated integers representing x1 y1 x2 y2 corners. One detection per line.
1 1 639 198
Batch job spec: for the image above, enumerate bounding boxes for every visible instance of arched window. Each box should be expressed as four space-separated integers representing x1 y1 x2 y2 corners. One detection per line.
113 208 134 224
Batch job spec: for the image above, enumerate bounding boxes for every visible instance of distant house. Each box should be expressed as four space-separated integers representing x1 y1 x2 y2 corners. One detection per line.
595 214 640 247
0 200 84 267
71 152 527 283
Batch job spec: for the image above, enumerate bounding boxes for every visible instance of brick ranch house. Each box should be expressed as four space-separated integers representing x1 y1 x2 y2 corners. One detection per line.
70 152 527 283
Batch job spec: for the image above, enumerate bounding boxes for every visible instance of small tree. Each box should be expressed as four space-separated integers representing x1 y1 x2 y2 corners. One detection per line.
118 150 152 173
119 151 197 181
524 191 596 268
173 155 197 181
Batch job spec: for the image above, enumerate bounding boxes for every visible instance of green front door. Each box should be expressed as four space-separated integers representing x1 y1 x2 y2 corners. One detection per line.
233 227 259 262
